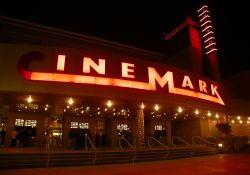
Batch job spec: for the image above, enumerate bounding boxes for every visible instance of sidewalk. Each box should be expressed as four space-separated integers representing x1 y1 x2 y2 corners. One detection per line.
1 154 250 175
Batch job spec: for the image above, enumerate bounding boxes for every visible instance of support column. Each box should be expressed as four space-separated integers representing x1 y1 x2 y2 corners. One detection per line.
167 122 172 146
136 109 145 150
50 102 64 147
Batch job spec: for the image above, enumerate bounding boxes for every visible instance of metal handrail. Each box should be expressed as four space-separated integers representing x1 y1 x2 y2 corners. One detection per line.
83 135 96 165
46 134 50 168
147 137 169 159
118 135 135 149
192 136 217 147
172 136 191 146
147 137 164 148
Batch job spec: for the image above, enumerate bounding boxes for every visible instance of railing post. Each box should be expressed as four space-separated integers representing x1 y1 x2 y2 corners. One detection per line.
46 132 50 168
85 133 88 150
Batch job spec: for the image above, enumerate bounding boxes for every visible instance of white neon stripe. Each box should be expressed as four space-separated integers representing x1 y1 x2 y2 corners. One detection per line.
200 15 210 22
198 10 209 17
204 37 215 43
205 42 216 49
206 48 217 54
200 20 211 27
203 31 214 38
197 5 208 12
202 25 212 32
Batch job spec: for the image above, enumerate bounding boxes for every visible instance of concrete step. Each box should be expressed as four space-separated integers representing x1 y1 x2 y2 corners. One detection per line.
0 146 221 169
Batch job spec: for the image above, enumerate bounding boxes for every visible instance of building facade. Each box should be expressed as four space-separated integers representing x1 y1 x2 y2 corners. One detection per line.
0 15 249 149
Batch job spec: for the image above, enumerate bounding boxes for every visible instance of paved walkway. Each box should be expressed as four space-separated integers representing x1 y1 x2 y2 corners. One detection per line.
1 154 250 175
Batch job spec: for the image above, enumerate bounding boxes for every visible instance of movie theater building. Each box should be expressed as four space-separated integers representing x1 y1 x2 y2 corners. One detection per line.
0 14 249 149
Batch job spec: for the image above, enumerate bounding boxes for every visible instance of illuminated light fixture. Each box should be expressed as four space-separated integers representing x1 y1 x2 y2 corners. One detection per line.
239 120 243 124
154 104 159 111
46 104 49 107
231 120 235 123
44 108 48 111
237 116 241 120
107 100 112 107
207 111 211 117
81 111 84 114
247 121 250 124
68 97 74 105
248 117 250 120
27 96 33 103
141 103 145 109
195 109 199 115
67 105 70 109
86 106 90 110
218 143 223 147
64 109 66 112
215 114 219 118
178 106 182 113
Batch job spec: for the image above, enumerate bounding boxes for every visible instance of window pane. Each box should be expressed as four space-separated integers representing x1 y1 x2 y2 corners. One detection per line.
70 122 78 128
79 122 89 129
15 119 24 126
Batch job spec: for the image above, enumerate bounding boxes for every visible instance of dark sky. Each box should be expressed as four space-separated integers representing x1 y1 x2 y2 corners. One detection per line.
0 1 249 78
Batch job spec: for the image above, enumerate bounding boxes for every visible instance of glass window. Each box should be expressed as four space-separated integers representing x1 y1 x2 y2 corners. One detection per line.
15 119 24 126
79 122 89 129
117 124 129 130
70 122 78 128
24 120 37 127
155 125 163 131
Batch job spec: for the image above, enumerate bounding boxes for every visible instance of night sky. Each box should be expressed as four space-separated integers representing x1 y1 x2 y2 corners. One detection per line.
0 1 249 78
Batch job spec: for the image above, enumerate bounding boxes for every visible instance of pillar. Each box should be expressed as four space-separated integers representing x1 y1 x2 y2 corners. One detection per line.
136 109 145 150
50 102 64 147
167 122 172 146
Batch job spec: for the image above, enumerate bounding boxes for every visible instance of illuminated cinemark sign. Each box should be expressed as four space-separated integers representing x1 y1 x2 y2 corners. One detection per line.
18 53 225 105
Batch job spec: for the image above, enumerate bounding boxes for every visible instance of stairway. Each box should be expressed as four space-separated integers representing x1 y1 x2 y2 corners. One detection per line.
0 145 222 169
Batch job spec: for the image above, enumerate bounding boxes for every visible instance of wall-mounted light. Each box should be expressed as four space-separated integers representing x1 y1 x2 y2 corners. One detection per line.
141 103 145 109
178 106 182 113
107 100 112 107
27 96 33 103
154 104 159 111
68 97 74 105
